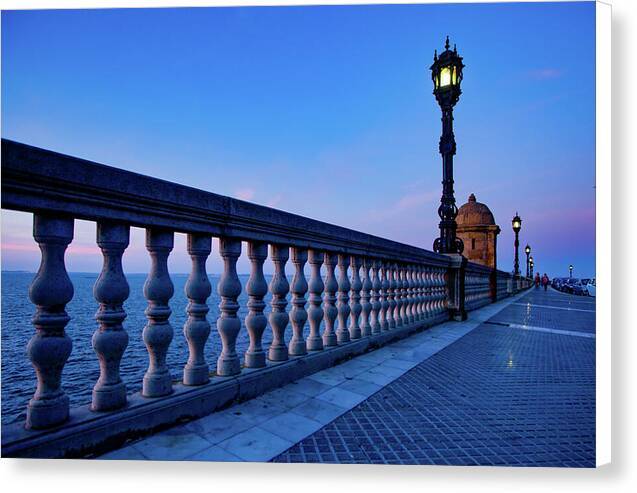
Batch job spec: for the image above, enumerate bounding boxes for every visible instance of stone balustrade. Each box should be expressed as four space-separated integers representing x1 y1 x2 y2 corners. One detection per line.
1 139 528 458
464 263 493 311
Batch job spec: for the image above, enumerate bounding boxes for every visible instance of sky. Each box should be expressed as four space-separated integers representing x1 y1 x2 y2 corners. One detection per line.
1 2 596 278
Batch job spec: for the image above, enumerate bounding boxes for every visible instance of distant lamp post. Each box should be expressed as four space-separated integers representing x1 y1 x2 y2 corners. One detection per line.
529 256 534 279
431 36 465 254
569 264 573 278
524 244 531 278
512 213 522 276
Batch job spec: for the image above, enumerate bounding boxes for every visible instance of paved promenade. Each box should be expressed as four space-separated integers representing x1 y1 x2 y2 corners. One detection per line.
100 288 595 467
274 287 595 467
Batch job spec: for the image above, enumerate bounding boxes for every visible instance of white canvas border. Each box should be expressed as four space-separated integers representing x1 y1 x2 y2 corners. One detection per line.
0 0 617 487
595 0 612 468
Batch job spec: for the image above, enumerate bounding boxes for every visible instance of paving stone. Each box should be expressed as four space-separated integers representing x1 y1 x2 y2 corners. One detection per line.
337 378 384 397
316 387 368 409
218 426 294 462
355 367 402 386
259 411 324 443
262 386 314 409
287 377 334 397
381 358 418 371
305 371 349 387
355 351 391 364
98 444 146 461
225 397 287 426
133 426 213 461
183 410 254 444
291 398 348 424
186 445 243 462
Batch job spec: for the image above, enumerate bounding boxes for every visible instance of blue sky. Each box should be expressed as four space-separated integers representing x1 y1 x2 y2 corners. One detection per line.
1 2 596 277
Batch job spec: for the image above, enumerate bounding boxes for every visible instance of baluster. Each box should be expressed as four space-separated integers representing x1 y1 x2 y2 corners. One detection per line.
380 262 391 331
360 258 372 337
336 254 351 344
394 263 403 327
289 247 308 356
442 269 449 313
269 244 290 361
412 265 420 322
142 229 174 397
384 263 393 329
391 263 400 329
92 222 130 411
26 215 74 429
432 268 439 316
417 266 425 321
182 234 212 386
436 268 444 315
424 268 433 318
432 268 439 315
413 265 421 322
245 242 268 368
406 265 414 325
348 255 362 340
442 269 448 314
423 267 431 319
322 253 338 347
216 238 242 376
409 265 420 323
306 250 325 351
401 264 409 325
370 260 381 335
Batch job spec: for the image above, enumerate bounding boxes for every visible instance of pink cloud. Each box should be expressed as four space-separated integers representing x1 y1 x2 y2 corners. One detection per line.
367 190 439 222
1 242 100 255
266 194 283 208
528 68 564 80
234 188 255 201
1 242 39 252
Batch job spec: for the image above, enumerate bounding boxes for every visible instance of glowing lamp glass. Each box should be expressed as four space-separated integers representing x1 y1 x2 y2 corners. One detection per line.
440 67 452 87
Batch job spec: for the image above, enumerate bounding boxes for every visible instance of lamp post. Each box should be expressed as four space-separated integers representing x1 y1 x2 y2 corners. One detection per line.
512 213 522 276
431 36 465 255
529 256 534 279
569 264 573 278
524 244 531 278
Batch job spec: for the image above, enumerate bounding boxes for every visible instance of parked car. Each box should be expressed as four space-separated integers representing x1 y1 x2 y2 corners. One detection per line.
562 278 587 295
552 277 568 291
586 278 596 297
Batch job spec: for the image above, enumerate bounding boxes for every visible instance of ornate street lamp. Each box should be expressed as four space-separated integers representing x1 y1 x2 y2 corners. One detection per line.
569 264 573 278
529 256 534 279
512 213 522 276
431 36 465 254
524 244 531 278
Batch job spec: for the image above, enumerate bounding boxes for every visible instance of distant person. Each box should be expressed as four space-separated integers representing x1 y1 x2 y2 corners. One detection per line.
534 273 541 288
542 273 550 291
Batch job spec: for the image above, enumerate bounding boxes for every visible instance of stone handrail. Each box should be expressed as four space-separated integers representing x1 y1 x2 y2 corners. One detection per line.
1 139 526 458
1 140 448 265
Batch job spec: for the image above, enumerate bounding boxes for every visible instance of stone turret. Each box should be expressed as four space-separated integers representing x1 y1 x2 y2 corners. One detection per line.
456 193 501 269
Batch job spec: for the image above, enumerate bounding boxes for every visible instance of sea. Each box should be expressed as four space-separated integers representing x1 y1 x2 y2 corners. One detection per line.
1 271 282 425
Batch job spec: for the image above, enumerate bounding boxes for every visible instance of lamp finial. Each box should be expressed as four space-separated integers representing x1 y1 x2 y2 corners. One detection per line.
445 36 450 50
